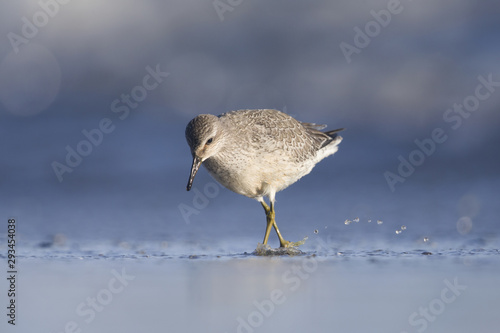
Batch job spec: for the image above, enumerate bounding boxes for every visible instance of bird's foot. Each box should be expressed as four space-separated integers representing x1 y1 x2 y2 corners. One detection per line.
280 240 293 248
280 236 308 248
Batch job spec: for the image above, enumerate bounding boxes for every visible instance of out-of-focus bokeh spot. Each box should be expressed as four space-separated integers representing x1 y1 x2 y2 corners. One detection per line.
0 43 61 116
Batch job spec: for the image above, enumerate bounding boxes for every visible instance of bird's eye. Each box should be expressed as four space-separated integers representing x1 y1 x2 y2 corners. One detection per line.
206 138 213 145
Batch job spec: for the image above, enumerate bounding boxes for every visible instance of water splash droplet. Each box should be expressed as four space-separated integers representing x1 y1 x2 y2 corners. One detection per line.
353 217 359 223
401 225 406 230
395 230 401 234
423 237 429 242
367 219 372 223
377 220 383 225
344 219 352 225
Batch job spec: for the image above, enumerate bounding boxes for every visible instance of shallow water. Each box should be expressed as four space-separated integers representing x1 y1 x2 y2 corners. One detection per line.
3 226 500 332
2 244 499 333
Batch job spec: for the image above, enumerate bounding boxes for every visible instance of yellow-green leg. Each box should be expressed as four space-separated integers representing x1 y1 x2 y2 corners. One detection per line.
260 201 292 248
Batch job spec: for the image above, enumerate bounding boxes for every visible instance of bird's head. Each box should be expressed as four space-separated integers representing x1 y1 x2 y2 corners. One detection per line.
185 114 224 191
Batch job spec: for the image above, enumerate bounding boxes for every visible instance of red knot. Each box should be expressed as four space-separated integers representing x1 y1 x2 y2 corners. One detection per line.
186 109 343 248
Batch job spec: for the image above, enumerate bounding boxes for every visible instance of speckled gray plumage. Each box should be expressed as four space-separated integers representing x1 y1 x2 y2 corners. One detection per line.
185 109 343 200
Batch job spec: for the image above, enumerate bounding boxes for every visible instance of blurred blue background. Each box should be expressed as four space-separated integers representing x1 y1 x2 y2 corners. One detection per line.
1 0 499 251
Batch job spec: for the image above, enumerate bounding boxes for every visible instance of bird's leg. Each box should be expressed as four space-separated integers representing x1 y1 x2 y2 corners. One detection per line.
272 218 292 248
261 201 273 245
260 201 292 248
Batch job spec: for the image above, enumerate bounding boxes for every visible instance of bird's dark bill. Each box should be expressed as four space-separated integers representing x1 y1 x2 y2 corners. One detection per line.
186 156 202 191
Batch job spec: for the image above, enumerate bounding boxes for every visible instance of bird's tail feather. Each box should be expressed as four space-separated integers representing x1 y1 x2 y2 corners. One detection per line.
324 128 345 138
320 128 344 148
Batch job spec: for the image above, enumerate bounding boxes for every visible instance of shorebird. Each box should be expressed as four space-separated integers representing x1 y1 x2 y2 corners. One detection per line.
185 109 343 248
